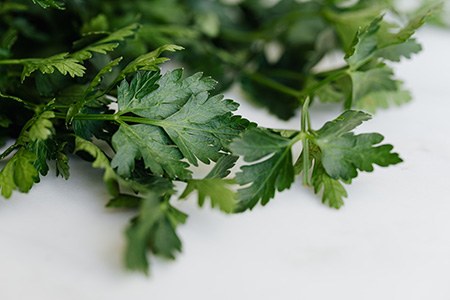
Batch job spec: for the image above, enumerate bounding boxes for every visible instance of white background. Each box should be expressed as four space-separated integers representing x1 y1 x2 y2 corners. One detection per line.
1 27 450 300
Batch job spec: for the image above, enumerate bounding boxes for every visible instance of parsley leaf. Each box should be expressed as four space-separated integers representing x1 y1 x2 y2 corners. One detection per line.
0 0 435 275
111 69 248 179
71 24 139 61
293 110 402 209
311 160 348 209
0 148 39 198
345 15 383 69
230 128 296 211
180 155 238 213
27 111 55 142
232 109 402 211
31 0 64 9
74 137 118 196
125 194 187 274
21 53 86 82
355 83 412 113
118 44 184 79
180 178 236 213
349 65 398 107
112 123 191 180
314 111 402 181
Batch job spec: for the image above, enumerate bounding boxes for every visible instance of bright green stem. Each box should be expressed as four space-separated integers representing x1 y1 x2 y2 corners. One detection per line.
301 97 311 186
0 59 24 65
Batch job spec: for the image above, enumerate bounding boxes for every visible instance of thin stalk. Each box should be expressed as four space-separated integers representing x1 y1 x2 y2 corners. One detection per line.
0 59 25 65
0 91 37 110
301 97 311 186
54 112 164 127
298 69 348 99
244 71 301 98
245 67 349 102
0 143 19 160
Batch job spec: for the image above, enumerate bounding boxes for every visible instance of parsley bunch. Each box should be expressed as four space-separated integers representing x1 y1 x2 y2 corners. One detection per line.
0 0 439 273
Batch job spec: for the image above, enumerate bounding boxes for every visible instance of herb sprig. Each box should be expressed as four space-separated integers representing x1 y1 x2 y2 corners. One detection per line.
0 0 438 273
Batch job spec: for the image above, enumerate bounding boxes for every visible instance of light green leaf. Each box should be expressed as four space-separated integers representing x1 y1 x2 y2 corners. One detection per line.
349 65 397 106
81 14 109 34
180 178 236 213
355 85 412 113
316 110 372 138
344 9 432 67
325 5 385 51
119 44 184 80
0 148 39 198
380 5 440 47
180 155 238 213
345 16 383 69
74 137 118 196
31 0 64 9
311 162 347 209
28 111 55 141
71 24 139 61
66 57 122 123
376 39 422 62
21 53 85 81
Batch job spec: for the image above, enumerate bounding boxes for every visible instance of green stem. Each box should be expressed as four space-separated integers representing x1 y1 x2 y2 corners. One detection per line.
0 59 24 65
301 97 311 186
245 68 349 103
269 69 306 81
221 10 324 43
0 143 19 160
0 91 36 110
245 71 301 98
54 112 164 127
298 69 348 99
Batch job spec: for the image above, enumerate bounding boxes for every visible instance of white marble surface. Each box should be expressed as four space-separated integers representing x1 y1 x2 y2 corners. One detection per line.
1 27 450 300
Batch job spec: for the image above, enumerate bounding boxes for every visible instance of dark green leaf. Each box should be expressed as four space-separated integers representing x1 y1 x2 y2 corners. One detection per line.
230 128 296 211
112 69 248 179
125 195 186 273
106 194 142 209
205 155 238 179
314 111 402 181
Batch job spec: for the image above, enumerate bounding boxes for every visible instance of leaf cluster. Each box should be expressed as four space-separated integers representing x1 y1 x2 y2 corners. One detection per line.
0 0 436 274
